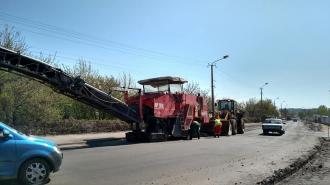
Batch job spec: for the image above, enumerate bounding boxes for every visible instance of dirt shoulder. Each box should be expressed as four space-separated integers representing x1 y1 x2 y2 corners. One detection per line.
277 137 330 185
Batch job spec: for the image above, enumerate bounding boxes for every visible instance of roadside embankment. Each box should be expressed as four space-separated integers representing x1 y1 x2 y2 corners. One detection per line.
277 137 330 185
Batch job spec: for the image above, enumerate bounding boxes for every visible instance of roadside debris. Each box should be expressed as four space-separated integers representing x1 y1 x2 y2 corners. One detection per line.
257 137 326 185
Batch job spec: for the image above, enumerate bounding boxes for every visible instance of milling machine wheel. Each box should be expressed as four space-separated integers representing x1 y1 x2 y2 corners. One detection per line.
148 132 168 142
125 131 148 142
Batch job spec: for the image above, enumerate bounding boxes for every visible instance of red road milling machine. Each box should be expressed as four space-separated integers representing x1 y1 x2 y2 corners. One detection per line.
123 77 210 141
0 46 213 142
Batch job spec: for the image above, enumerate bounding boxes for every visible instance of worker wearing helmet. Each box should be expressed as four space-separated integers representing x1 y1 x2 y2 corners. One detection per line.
214 115 222 138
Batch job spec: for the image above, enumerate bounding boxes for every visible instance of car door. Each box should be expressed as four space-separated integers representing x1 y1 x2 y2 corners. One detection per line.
0 128 17 178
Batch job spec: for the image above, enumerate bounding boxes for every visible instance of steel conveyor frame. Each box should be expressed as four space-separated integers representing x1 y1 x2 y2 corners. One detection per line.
0 46 141 127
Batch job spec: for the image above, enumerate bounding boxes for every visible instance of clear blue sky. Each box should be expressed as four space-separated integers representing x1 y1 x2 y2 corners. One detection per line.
1 0 330 108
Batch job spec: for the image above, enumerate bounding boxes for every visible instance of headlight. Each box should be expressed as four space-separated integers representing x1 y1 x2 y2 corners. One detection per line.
53 146 61 154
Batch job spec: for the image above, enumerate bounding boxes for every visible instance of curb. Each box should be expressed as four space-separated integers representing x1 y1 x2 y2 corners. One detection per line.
58 124 261 151
256 137 324 185
58 138 124 150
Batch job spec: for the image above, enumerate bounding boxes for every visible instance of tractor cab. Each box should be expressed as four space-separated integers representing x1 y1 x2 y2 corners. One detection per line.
216 99 238 119
216 99 244 120
218 99 237 112
138 76 187 94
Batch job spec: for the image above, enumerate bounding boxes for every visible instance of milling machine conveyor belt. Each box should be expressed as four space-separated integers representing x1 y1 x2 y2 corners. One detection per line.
0 46 140 124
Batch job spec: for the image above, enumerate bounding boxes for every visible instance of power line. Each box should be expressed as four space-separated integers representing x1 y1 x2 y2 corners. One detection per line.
0 12 207 64
0 12 258 89
28 50 139 71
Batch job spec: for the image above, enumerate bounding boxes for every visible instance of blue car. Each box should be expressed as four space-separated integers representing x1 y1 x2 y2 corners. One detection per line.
0 122 62 185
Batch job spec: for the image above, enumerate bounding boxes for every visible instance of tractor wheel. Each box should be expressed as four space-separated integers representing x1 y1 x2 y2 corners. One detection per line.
220 121 229 136
237 119 245 134
228 123 233 136
221 121 232 136
231 119 237 135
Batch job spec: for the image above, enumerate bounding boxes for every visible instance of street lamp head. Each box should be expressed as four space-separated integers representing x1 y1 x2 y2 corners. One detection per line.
223 55 229 59
260 82 269 88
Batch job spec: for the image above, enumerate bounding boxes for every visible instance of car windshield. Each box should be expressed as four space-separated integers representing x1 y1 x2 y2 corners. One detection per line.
263 119 282 124
263 119 272 123
0 122 26 136
273 121 282 124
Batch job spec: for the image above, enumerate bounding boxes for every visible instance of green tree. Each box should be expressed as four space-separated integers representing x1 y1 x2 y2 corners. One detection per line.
243 98 279 122
316 105 328 115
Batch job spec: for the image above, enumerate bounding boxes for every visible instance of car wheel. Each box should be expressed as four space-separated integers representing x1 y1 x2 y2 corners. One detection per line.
263 130 268 135
19 158 50 185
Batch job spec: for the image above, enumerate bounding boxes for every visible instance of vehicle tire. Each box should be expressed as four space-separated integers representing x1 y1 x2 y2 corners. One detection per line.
228 123 232 136
263 130 268 135
19 158 51 185
187 130 192 140
220 121 229 136
231 119 237 135
237 119 245 134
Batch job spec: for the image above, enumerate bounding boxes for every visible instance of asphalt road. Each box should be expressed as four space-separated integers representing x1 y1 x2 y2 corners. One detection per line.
48 121 319 185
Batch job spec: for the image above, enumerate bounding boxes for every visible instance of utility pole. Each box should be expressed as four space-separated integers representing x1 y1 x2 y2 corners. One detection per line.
260 82 269 103
274 97 279 107
280 100 286 118
211 64 215 118
274 97 279 117
259 82 269 121
209 55 229 119
328 90 330 138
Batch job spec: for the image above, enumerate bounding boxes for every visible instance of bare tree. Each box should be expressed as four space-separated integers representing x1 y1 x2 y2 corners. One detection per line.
117 72 136 88
0 24 27 53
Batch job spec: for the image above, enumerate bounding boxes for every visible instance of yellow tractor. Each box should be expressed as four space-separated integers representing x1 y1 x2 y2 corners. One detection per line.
216 99 245 136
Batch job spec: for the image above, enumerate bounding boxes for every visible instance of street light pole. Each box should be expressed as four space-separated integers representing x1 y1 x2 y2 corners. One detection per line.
211 64 215 118
209 55 229 119
260 82 269 103
274 97 279 107
328 90 330 138
281 100 286 117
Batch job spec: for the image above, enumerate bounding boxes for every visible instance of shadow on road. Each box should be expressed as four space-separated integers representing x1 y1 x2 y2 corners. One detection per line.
79 136 200 149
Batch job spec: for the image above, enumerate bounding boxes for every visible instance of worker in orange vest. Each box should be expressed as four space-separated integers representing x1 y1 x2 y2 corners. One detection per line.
214 114 222 138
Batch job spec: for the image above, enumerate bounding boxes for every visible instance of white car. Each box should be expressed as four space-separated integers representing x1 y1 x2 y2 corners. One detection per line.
262 118 285 135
